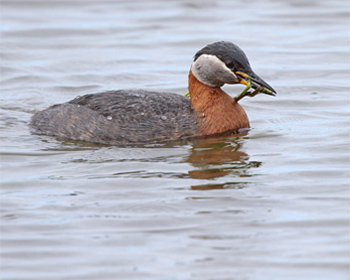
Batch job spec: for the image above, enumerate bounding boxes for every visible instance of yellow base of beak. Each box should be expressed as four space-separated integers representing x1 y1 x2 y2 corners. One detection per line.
239 79 248 86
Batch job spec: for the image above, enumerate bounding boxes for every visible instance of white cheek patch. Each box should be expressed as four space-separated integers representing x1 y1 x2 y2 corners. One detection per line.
191 54 238 87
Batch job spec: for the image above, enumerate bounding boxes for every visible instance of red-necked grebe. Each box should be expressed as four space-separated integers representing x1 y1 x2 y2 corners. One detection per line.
30 41 276 144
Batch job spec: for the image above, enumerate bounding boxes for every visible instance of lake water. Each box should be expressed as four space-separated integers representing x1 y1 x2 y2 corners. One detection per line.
1 1 349 279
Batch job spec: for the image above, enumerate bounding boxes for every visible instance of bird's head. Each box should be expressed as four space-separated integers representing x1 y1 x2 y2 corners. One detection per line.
191 41 276 99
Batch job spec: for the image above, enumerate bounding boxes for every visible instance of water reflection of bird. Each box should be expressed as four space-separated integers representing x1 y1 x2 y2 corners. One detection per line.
187 135 248 180
187 135 262 190
30 41 276 145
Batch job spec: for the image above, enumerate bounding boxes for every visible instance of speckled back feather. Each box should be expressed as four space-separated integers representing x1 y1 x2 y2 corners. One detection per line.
30 90 199 144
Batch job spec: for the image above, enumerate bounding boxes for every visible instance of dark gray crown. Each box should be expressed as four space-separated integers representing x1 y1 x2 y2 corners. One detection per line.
194 41 253 75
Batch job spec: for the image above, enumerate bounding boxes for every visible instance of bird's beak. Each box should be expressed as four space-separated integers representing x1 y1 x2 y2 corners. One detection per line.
235 71 277 96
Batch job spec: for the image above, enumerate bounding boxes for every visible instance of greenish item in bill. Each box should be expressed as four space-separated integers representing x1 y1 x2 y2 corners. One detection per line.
185 79 271 101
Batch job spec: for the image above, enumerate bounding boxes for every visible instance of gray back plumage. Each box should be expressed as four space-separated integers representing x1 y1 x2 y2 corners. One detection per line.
30 90 199 144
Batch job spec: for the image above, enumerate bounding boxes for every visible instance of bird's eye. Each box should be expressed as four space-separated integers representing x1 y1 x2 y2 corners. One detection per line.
226 61 235 69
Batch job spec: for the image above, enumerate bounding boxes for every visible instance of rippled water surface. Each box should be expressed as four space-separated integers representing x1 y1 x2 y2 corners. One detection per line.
1 1 349 279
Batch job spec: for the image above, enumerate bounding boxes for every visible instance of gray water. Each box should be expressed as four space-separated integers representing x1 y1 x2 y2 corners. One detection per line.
1 1 349 279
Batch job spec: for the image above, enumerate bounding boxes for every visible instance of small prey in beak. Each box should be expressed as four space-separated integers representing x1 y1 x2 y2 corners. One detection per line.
234 71 276 102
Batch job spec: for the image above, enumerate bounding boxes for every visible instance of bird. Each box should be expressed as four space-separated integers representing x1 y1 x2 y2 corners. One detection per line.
30 41 276 145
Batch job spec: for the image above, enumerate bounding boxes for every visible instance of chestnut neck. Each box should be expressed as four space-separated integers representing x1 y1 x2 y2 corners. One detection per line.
188 70 250 135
